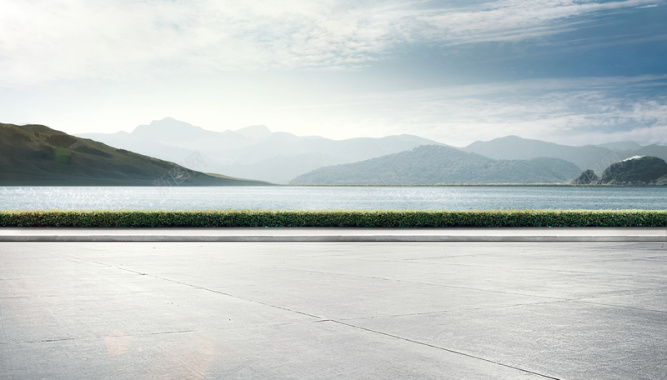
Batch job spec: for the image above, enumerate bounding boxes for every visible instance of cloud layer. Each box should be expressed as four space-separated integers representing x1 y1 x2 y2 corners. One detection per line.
0 0 657 84
1 0 664 147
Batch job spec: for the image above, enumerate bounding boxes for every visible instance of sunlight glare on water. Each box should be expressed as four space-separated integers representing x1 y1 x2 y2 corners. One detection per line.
0 186 665 210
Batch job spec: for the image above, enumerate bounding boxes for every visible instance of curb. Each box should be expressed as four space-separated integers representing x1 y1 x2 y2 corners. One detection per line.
1 235 665 243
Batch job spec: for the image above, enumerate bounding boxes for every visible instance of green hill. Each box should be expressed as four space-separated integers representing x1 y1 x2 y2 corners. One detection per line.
290 145 582 185
598 156 667 185
0 123 270 186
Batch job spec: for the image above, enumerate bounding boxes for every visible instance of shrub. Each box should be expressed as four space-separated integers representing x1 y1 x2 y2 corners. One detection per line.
0 210 664 228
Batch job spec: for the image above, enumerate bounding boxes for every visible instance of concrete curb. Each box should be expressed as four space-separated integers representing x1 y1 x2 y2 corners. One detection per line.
1 228 665 242
1 236 665 242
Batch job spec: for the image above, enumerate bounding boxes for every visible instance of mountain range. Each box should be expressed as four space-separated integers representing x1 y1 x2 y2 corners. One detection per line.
78 118 667 184
4 118 666 186
77 118 444 184
0 123 268 186
463 135 667 174
290 145 583 185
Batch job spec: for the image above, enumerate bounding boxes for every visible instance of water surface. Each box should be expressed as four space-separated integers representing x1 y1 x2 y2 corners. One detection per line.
1 186 665 210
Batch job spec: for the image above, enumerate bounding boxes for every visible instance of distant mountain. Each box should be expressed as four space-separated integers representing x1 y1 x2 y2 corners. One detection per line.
596 141 643 152
290 145 582 185
464 135 667 176
131 117 223 142
597 156 667 185
78 118 667 183
77 117 445 184
78 118 259 160
631 144 667 162
234 125 272 140
0 123 269 186
464 135 617 172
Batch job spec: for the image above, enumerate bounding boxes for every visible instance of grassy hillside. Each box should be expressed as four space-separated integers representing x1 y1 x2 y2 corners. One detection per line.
290 145 582 185
599 156 667 185
0 123 270 186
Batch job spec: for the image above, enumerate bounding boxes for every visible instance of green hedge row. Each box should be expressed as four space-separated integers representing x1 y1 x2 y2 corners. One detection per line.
0 210 665 227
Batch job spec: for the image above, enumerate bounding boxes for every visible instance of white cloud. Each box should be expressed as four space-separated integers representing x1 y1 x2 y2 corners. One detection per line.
415 0 657 44
0 0 657 85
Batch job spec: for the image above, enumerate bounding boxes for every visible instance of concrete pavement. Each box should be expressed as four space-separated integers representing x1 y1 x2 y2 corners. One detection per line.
1 240 666 379
0 227 665 242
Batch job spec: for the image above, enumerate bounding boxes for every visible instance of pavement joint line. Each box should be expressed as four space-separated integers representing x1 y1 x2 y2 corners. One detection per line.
245 263 573 303
38 338 76 343
7 242 663 378
139 329 200 336
401 262 667 281
569 299 667 315
328 319 562 380
67 255 325 321
347 254 667 281
66 250 574 304
139 276 324 320
12 324 309 346
60 251 572 379
335 300 572 322
574 286 667 298
69 252 574 305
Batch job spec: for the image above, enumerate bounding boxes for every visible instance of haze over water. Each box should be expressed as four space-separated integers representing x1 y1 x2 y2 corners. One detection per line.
2 186 665 211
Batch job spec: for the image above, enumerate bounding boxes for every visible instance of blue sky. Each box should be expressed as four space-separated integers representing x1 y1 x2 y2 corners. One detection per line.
1 0 666 146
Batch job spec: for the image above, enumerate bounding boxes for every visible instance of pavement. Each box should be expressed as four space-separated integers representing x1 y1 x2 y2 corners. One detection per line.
0 227 665 242
1 232 666 379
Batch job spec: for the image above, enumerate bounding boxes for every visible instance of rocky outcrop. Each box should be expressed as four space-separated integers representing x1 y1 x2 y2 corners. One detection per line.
592 156 667 185
571 169 599 185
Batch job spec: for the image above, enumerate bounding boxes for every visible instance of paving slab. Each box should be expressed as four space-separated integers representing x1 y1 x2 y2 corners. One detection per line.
350 301 667 380
1 241 666 379
0 227 665 242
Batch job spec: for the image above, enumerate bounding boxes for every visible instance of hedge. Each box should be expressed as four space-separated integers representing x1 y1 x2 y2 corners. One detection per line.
0 209 665 228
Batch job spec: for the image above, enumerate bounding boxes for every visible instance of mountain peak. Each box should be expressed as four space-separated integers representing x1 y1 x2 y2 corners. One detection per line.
132 118 210 141
464 134 615 172
597 141 643 152
234 125 272 140
498 135 524 141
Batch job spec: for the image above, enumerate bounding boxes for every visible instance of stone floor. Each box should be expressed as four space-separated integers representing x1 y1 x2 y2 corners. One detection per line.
1 241 666 379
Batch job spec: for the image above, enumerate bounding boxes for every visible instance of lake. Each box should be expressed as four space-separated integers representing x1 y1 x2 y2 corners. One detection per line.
1 186 665 210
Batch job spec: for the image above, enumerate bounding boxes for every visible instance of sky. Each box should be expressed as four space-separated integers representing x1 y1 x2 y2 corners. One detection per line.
1 0 666 147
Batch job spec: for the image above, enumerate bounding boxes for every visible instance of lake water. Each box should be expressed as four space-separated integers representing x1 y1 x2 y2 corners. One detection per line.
1 186 665 210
